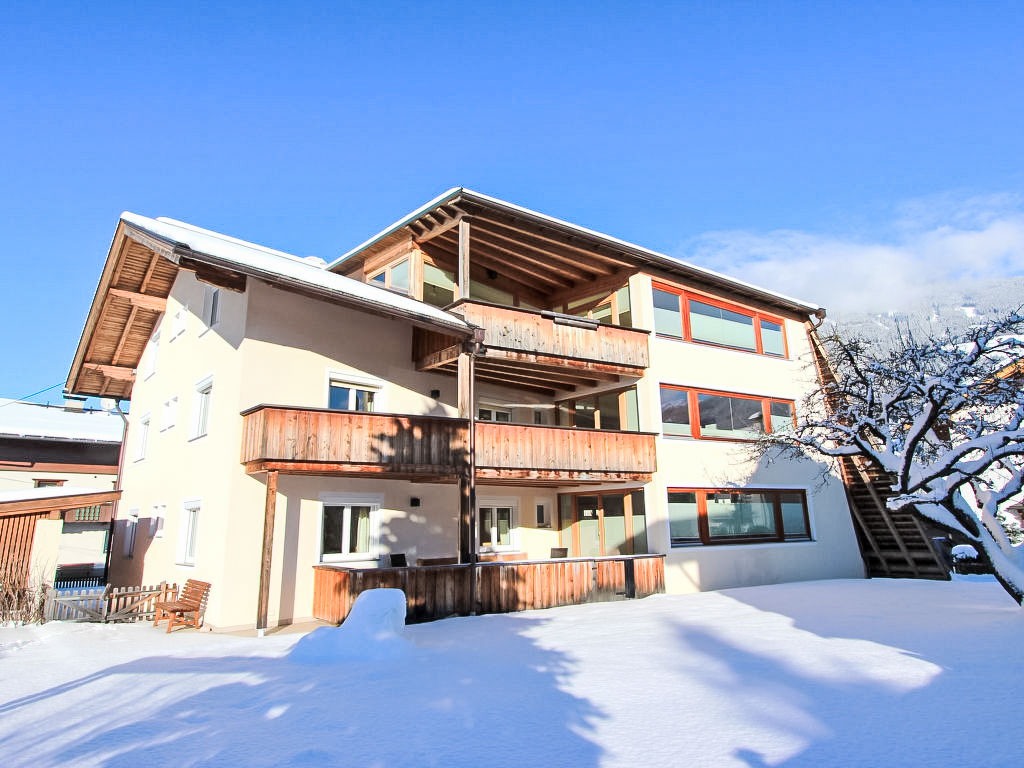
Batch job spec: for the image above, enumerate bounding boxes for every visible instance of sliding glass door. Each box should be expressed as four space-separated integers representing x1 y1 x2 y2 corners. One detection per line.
558 490 648 557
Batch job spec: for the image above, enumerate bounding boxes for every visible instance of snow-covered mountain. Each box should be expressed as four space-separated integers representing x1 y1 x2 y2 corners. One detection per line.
824 275 1024 343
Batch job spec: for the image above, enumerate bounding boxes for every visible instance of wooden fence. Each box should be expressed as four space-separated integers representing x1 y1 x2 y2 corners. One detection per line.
313 555 665 624
45 582 176 623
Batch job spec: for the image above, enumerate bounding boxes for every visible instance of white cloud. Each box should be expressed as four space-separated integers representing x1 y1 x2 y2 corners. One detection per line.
682 193 1024 314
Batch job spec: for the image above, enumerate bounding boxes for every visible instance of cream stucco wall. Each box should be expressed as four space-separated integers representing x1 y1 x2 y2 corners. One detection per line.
29 519 63 587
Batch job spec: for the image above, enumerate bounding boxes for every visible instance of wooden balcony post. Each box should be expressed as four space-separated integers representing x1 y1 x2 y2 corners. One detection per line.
256 469 278 636
457 347 476 567
457 218 471 300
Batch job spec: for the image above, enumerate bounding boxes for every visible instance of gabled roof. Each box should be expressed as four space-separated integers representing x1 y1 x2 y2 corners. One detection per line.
67 214 474 398
0 400 123 443
329 188 826 317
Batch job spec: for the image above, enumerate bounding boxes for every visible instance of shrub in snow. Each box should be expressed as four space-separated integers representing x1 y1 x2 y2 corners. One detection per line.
0 572 48 625
289 588 409 664
951 544 990 575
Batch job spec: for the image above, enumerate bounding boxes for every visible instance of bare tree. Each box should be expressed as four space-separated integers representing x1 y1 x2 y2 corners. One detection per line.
769 310 1024 604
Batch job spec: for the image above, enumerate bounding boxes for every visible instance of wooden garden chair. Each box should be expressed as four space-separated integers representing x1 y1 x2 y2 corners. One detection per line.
153 579 211 633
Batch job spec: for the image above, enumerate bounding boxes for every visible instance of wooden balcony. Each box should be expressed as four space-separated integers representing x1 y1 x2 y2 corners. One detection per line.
474 422 656 483
240 406 468 480
414 300 650 394
313 554 666 624
241 406 656 484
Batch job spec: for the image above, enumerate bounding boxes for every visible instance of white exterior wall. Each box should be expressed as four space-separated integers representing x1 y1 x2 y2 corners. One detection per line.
628 272 864 592
0 469 116 493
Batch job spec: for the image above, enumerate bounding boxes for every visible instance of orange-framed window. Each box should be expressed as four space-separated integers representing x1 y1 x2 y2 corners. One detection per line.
667 488 811 546
652 282 788 357
659 384 795 441
557 489 648 557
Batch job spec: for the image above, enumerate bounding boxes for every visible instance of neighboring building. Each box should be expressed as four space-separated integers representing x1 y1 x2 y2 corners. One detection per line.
0 399 123 585
66 188 865 631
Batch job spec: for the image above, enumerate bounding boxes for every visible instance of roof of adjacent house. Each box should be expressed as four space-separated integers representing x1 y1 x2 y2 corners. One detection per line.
329 187 826 317
0 400 124 443
119 213 473 335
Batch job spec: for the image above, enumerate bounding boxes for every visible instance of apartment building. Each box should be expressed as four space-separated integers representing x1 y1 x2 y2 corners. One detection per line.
67 189 864 631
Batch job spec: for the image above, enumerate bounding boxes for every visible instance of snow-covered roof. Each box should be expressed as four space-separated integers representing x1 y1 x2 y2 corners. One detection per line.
0 485 117 505
0 400 123 443
120 213 473 336
329 188 825 316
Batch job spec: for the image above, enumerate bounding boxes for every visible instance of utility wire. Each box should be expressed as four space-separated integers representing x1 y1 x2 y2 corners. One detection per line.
0 381 65 408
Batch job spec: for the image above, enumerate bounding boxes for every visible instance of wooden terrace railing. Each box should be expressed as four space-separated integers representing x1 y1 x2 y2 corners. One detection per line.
241 406 656 482
312 554 666 624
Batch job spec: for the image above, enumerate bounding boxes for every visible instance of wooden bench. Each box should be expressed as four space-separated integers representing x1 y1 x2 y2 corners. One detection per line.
153 579 211 633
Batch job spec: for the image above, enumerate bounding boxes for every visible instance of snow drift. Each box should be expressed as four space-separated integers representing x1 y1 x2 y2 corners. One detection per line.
288 588 409 664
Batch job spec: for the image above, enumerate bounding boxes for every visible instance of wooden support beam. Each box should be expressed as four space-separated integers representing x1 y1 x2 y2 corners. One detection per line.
471 226 609 279
139 250 163 293
178 257 248 293
457 219 471 301
83 363 136 382
416 343 462 371
477 359 601 388
256 470 278 634
457 349 475 565
108 288 167 312
436 230 572 290
466 212 634 267
471 370 557 395
110 306 140 366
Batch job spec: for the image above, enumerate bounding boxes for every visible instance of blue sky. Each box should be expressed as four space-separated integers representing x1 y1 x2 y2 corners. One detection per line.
2 1 1023 402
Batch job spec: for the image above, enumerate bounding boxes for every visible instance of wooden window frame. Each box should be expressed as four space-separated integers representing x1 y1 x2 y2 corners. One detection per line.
561 283 633 327
557 489 647 557
367 255 413 296
659 384 795 442
667 488 812 546
651 281 789 358
558 385 640 432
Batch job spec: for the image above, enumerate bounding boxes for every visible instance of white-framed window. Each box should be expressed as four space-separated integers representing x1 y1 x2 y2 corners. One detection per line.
135 414 150 461
478 407 512 423
177 501 200 566
171 305 188 339
202 285 221 328
150 504 166 538
162 397 178 431
477 497 518 552
192 376 213 439
144 331 160 379
318 493 382 562
124 510 139 558
325 371 384 412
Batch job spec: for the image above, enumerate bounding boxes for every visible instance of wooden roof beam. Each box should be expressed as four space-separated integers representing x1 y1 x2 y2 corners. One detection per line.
108 288 167 313
83 363 136 382
464 211 634 267
432 231 573 290
463 229 599 282
471 226 610 279
413 211 465 244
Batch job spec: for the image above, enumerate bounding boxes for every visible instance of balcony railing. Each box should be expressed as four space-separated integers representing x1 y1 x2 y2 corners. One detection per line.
414 300 650 390
241 406 656 483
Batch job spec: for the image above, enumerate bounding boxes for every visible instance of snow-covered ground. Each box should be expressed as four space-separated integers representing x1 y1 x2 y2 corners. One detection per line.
1 577 1020 767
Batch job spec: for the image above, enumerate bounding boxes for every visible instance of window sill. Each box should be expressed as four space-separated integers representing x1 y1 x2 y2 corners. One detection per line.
188 432 208 443
654 334 790 361
175 561 196 567
670 539 816 551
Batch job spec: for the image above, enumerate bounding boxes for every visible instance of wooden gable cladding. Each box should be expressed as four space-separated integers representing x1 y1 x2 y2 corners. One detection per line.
70 224 179 398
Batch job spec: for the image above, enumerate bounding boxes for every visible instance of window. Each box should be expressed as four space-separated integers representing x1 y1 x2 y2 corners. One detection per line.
328 380 377 411
172 305 187 338
367 257 411 295
651 283 787 357
202 285 221 327
423 262 456 307
150 504 166 538
144 331 159 378
34 479 66 488
123 511 139 558
162 397 178 431
558 490 648 556
668 488 811 546
192 378 212 438
177 502 199 565
660 385 795 440
560 387 640 431
561 285 633 327
135 414 150 460
478 407 512 423
478 500 516 551
470 280 514 306
320 500 379 561
535 501 551 528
